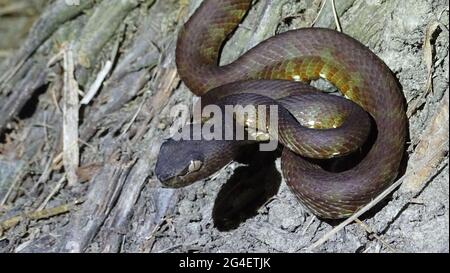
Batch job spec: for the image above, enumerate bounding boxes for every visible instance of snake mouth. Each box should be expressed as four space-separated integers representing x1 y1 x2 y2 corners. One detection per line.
157 173 184 188
155 171 172 184
156 165 195 188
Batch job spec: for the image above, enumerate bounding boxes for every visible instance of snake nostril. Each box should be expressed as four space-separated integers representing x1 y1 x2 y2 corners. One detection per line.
156 171 170 182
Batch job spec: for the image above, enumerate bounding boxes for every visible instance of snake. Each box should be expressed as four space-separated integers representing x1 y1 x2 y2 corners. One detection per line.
155 0 407 219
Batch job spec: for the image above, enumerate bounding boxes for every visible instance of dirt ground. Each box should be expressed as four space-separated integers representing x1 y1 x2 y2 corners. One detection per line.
0 0 448 253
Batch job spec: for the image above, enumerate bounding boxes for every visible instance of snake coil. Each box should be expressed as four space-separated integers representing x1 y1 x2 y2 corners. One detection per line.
155 0 407 219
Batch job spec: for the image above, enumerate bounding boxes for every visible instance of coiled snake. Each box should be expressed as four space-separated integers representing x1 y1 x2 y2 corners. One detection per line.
155 0 407 219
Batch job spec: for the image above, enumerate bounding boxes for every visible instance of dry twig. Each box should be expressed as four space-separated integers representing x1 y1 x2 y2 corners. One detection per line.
0 200 82 236
62 44 80 187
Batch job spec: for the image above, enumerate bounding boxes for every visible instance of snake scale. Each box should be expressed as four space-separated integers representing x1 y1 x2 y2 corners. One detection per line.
155 0 407 219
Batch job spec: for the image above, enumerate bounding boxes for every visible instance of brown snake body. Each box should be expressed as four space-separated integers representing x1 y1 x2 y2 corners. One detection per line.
155 0 407 219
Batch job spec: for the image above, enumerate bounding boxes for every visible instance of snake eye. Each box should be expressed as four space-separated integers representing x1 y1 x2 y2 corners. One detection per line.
187 160 203 173
177 159 203 177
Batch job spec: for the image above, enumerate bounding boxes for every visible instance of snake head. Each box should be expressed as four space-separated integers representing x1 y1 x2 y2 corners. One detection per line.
155 138 206 188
